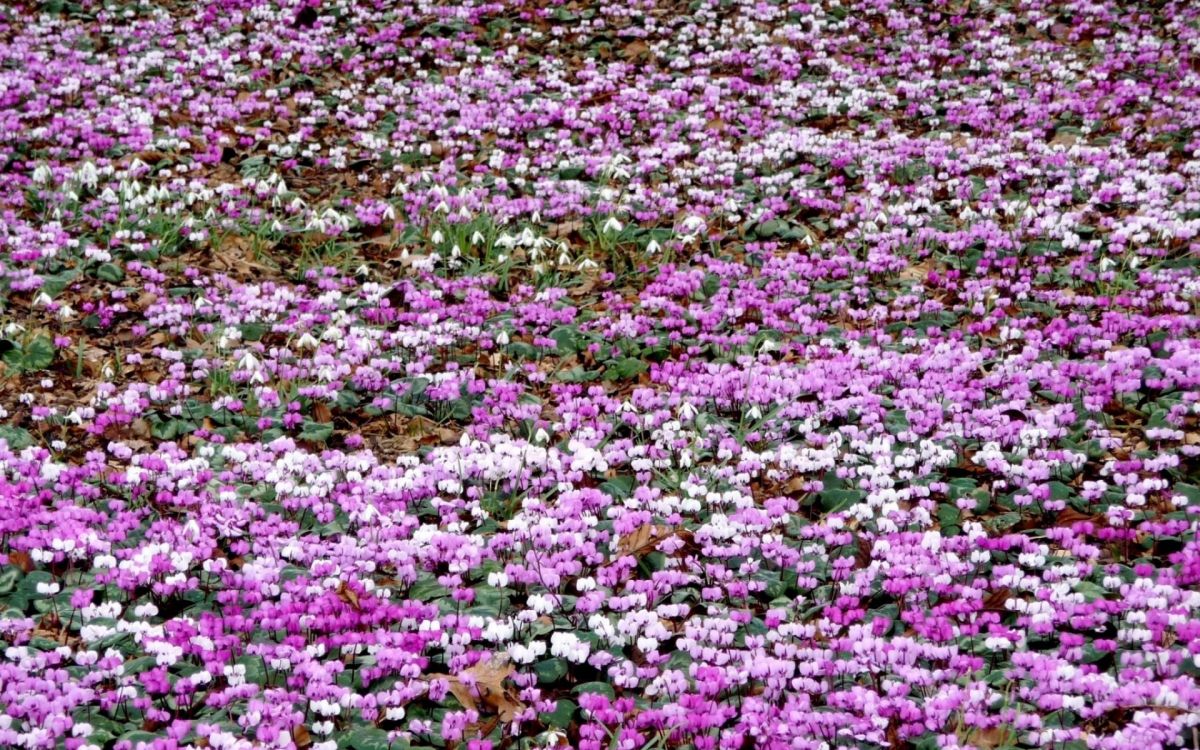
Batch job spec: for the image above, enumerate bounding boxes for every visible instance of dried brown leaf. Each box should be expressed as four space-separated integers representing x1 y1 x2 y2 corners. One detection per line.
9 550 34 573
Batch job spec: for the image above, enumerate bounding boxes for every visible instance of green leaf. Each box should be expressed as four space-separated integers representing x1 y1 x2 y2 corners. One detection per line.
600 475 635 499
819 488 862 513
96 263 125 283
406 576 448 602
557 366 601 382
240 323 269 342
539 698 577 728
3 336 55 373
0 425 34 450
118 731 161 747
0 565 20 595
549 326 582 353
755 219 787 238
988 512 1022 531
299 420 335 442
573 681 615 698
533 658 568 684
342 725 397 750
1074 581 1107 602
1174 483 1200 506
40 270 77 297
937 504 961 528
603 357 648 381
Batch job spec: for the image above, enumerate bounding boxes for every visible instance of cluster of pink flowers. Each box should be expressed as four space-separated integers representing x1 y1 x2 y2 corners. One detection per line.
1 0 1200 748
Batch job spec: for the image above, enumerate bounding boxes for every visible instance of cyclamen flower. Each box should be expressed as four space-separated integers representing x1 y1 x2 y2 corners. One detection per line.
507 641 546 665
550 632 590 663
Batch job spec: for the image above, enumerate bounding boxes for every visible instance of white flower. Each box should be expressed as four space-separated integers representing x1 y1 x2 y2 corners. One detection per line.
636 636 660 653
190 670 213 686
534 428 550 444
78 162 98 188
507 640 547 664
296 332 320 350
550 632 590 663
602 216 623 234
495 330 509 346
32 164 53 184
645 239 661 255
36 582 60 596
133 603 159 618
487 571 509 588
237 352 260 372
430 229 444 245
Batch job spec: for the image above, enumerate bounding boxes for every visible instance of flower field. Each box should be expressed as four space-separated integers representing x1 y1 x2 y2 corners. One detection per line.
2 0 1200 748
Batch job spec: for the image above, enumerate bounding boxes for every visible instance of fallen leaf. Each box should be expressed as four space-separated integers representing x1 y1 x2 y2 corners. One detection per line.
548 220 584 239
433 653 525 723
623 40 650 60
312 402 333 424
617 524 674 558
8 551 33 573
337 582 361 611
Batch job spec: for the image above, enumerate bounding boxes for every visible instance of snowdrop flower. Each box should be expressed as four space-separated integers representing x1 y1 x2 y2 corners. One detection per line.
645 239 661 255
430 229 444 244
78 162 98 188
296 332 320 350
602 216 623 234
32 164 53 184
237 352 260 372
495 330 509 346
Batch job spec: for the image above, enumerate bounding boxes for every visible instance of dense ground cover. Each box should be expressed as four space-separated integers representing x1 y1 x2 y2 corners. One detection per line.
2 0 1200 747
